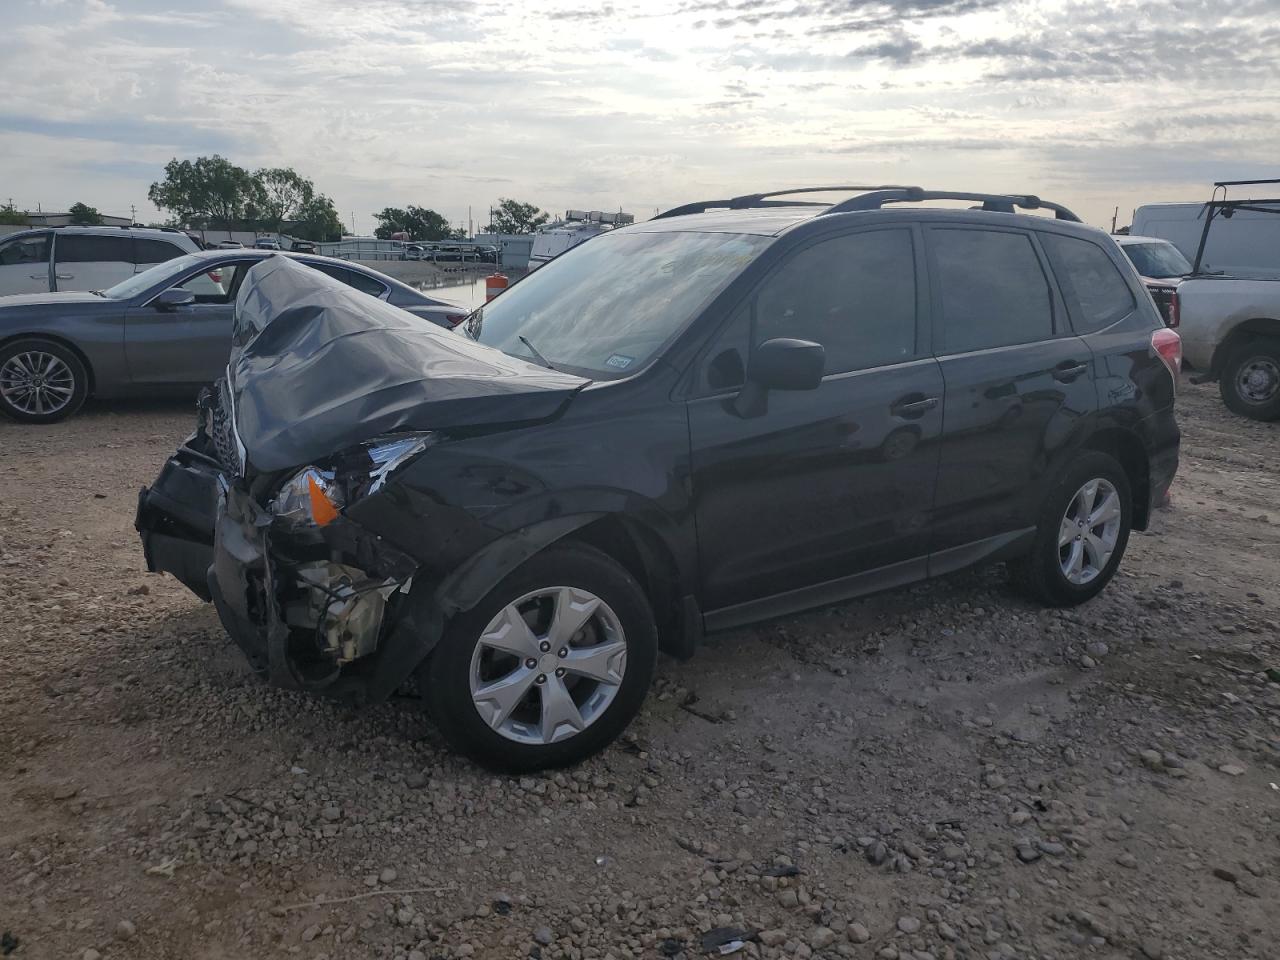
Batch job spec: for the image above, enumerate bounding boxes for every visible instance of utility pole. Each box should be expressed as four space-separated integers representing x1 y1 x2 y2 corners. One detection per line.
130 203 137 225
350 210 356 235
1110 206 1118 234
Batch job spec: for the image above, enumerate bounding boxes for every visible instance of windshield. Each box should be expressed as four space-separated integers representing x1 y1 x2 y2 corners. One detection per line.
1121 242 1192 279
465 230 770 378
102 254 205 299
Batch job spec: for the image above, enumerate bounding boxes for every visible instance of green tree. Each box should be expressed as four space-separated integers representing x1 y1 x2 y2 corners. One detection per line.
252 167 315 231
68 202 104 225
0 202 27 226
147 155 257 226
292 193 345 242
373 205 453 241
485 198 550 235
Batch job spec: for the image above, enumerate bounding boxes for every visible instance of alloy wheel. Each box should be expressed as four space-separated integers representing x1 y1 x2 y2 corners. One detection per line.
0 351 76 416
468 586 627 745
1235 356 1280 405
1058 478 1122 585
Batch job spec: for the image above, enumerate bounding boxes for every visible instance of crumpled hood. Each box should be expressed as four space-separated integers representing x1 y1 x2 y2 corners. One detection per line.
229 256 589 473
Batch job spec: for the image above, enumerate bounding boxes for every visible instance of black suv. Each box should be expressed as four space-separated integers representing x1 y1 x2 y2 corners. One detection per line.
137 187 1181 771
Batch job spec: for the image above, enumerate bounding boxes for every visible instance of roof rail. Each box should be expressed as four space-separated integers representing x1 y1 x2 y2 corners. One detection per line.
824 189 1081 222
653 185 913 220
654 185 1081 222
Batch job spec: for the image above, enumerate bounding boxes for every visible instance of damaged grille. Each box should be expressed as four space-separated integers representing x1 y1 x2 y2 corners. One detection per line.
209 379 243 477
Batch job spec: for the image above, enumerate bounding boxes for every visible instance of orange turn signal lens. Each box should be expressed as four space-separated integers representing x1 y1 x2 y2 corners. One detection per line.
307 474 340 526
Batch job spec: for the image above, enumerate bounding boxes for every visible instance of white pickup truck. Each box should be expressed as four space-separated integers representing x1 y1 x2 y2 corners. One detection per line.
1166 180 1280 421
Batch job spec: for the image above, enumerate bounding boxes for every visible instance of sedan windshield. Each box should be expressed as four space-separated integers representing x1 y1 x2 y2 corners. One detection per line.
1121 242 1192 279
465 230 770 378
102 254 206 300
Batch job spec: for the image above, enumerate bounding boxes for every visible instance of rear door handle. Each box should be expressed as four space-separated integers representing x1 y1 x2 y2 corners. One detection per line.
1053 360 1089 382
55 273 74 280
30 273 49 280
890 395 939 418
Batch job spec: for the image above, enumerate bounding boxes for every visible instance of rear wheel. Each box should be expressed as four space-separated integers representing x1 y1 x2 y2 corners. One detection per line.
422 543 658 772
1219 338 1280 421
0 338 88 423
1010 452 1132 607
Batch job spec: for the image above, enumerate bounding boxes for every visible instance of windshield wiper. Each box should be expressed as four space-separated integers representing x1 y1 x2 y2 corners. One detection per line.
518 335 556 370
89 290 106 297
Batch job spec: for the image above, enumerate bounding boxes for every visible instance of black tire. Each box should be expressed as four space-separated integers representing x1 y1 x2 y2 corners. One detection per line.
1219 337 1280 421
1009 451 1132 607
422 542 658 772
0 337 89 424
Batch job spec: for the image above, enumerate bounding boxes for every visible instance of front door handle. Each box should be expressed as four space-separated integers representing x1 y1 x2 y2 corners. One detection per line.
30 273 49 280
55 273 74 280
890 395 939 418
1053 360 1089 382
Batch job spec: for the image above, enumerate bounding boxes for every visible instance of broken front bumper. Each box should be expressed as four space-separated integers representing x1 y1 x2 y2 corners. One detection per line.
136 434 439 705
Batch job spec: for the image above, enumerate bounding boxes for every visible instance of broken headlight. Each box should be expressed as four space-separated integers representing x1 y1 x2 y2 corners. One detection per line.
271 467 345 528
269 432 438 528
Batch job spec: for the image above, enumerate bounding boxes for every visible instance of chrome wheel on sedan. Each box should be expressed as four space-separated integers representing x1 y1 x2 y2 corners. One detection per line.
0 339 88 423
0 350 75 416
469 586 627 745
1058 478 1122 585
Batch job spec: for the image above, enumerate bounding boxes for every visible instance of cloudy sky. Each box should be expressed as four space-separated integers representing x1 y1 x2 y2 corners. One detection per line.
3 0 1277 232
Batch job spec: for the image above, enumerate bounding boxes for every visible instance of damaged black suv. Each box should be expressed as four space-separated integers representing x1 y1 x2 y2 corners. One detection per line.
137 186 1180 771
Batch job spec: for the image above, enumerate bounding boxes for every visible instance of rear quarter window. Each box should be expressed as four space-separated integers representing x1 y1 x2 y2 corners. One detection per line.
133 238 187 264
1042 234 1136 333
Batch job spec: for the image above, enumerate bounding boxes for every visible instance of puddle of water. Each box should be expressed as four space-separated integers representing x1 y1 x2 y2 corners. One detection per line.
414 269 527 311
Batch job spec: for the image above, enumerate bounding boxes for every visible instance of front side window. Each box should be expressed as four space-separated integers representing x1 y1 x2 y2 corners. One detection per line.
172 261 249 304
55 234 132 263
931 229 1054 353
102 253 204 300
0 233 51 266
466 230 772 379
754 229 918 375
1043 234 1137 333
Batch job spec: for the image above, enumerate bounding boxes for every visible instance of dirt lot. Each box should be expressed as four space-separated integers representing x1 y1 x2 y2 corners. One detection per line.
1 377 1277 960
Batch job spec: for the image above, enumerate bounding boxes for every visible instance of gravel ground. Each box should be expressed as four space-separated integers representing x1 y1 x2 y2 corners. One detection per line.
1 377 1277 960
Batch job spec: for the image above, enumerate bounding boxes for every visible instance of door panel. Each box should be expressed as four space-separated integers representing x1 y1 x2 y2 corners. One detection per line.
925 226 1098 557
690 359 945 612
123 263 247 385
53 233 134 292
0 232 52 293
689 225 941 615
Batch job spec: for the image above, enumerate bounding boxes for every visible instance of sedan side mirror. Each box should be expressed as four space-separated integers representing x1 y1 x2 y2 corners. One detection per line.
153 288 196 311
733 337 825 418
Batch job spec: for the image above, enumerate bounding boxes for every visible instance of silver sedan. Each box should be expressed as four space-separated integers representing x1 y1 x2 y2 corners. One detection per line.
0 250 468 423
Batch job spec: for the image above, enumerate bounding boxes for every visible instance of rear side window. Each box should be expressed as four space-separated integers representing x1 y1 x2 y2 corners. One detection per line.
309 262 387 298
55 234 132 263
754 228 918 374
1042 234 1136 333
133 238 186 264
931 229 1053 353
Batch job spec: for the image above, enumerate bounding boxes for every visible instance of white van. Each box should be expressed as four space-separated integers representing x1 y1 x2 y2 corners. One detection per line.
0 226 200 296
1131 202 1280 277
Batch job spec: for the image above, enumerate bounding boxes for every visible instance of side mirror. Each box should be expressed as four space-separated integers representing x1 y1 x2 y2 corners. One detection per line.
733 338 825 418
153 288 195 311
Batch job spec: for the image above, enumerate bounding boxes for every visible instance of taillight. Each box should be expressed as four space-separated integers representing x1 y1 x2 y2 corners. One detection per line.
1168 289 1179 328
1152 327 1182 385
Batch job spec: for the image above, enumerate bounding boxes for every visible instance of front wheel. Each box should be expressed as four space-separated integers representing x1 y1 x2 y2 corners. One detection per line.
0 338 89 423
422 543 658 772
1009 452 1132 607
1219 338 1280 421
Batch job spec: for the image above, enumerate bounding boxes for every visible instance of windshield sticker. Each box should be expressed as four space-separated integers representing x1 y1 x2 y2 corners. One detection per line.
605 354 635 370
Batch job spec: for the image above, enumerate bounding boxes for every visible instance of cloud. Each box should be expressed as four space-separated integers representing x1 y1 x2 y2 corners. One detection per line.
0 0 1275 230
